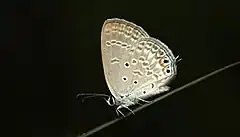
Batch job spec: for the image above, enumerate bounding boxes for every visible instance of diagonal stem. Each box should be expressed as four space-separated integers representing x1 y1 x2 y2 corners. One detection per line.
77 61 240 137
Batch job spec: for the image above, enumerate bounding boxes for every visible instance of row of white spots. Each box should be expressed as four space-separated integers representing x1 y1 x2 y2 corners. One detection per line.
106 40 130 49
104 23 143 41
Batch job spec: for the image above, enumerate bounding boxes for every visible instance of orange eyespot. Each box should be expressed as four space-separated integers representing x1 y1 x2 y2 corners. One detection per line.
160 57 168 67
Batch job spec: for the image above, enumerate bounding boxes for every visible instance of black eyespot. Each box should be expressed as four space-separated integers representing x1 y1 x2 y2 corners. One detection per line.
143 91 146 94
125 62 130 67
133 80 138 84
164 59 169 63
166 69 170 73
122 76 128 81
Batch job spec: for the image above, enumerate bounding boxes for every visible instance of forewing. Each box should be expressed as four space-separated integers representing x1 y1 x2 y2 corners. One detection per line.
101 18 149 99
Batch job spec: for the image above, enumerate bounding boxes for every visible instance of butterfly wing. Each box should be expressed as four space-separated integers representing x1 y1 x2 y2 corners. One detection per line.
126 37 177 100
101 18 149 100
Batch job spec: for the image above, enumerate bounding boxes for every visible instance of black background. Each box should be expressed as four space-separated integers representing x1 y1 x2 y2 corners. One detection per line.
11 0 240 137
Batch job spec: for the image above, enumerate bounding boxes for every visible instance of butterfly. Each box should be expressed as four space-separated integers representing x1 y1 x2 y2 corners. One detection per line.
77 18 181 116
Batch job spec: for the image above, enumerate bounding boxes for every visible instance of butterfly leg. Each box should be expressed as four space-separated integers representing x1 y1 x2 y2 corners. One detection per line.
136 101 144 105
115 109 120 116
103 96 118 107
136 97 151 104
116 107 125 117
121 105 135 115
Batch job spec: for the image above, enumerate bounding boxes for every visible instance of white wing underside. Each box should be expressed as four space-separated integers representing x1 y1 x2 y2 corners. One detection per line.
101 18 177 101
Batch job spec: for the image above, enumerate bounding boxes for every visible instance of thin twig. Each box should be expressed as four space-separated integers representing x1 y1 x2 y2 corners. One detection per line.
77 61 240 137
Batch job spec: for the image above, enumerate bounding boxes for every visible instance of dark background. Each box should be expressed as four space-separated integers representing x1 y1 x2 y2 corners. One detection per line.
11 0 240 137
